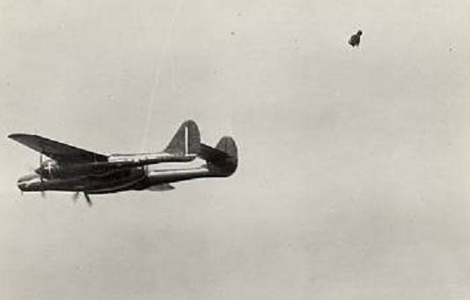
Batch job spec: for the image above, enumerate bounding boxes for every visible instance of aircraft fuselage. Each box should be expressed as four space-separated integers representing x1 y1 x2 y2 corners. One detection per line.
18 161 216 195
35 153 196 179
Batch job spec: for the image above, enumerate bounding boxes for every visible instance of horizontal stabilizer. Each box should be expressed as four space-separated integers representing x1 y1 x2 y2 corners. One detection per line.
198 144 229 162
199 136 238 177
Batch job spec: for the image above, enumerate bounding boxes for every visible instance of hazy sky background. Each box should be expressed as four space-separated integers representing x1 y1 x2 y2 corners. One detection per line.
1 0 470 299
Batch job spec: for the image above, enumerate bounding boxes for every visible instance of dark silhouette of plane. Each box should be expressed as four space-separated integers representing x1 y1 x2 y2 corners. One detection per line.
348 30 363 47
9 120 237 206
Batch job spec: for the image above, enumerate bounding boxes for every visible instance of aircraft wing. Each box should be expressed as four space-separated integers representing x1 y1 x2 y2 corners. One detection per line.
8 133 108 163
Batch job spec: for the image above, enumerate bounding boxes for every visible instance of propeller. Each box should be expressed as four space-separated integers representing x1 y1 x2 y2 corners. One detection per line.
39 153 46 198
72 192 93 207
84 193 92 207
72 192 80 203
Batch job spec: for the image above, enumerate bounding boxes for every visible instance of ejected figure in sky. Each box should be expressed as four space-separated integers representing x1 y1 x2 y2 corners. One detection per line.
348 30 363 47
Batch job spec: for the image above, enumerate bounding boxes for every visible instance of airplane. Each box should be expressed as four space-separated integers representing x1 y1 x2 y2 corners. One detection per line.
8 120 238 206
348 30 363 47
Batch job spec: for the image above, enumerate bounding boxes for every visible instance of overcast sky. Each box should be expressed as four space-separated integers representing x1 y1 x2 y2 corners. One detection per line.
1 0 470 299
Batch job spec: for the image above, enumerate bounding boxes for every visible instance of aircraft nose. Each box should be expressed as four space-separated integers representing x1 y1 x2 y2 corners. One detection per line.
17 174 40 191
17 180 26 191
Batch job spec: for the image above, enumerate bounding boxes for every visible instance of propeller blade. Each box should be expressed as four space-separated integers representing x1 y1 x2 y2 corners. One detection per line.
84 193 92 207
39 153 44 184
72 192 80 202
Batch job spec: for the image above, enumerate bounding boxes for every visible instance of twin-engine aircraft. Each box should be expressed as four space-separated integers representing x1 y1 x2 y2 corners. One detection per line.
8 120 237 206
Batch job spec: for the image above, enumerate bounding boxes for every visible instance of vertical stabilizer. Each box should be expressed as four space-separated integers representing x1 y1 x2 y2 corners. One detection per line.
199 136 238 177
164 120 200 156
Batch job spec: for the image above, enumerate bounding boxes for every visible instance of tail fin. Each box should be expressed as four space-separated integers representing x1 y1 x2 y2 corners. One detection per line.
199 136 238 177
164 120 200 156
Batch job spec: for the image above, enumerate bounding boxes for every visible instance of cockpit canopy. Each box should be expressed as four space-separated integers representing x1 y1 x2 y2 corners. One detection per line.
34 159 59 179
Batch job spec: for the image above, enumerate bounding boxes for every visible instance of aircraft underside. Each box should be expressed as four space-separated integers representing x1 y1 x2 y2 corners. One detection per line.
18 166 215 194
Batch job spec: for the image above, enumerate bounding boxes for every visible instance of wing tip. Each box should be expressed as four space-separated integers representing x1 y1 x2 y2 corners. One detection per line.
8 133 36 140
8 133 23 140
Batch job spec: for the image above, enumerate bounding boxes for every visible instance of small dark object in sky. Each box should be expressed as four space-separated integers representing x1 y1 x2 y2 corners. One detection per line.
348 30 362 47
